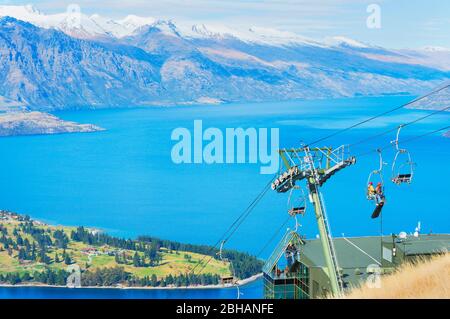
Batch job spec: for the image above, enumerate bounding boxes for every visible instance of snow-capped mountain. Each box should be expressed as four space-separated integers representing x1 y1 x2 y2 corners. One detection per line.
0 17 163 109
0 5 449 111
89 14 157 38
0 4 41 21
324 36 371 49
0 4 363 46
0 4 103 38
0 5 157 39
0 5 355 47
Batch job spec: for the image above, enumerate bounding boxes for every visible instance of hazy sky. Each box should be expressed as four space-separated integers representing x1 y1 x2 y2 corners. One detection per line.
2 0 449 48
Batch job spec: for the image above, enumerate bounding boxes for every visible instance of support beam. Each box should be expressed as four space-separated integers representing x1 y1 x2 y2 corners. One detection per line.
308 178 342 296
272 145 354 298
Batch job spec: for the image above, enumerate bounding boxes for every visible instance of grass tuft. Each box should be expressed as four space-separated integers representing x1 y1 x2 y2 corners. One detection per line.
343 253 450 299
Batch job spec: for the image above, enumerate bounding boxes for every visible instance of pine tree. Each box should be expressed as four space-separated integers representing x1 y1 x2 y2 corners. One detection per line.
18 248 26 260
16 235 23 246
133 252 141 267
64 253 72 265
39 250 51 264
21 272 32 282
151 274 158 287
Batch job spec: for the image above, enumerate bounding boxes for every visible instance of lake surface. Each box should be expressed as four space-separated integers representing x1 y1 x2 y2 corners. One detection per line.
0 280 262 299
0 96 449 299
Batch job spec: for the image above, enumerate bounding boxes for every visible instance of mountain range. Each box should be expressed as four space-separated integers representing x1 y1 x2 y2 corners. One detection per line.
0 5 449 112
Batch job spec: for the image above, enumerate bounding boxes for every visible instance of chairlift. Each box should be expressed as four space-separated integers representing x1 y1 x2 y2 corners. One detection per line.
287 185 307 232
218 241 242 299
391 125 414 185
366 149 386 218
287 185 307 217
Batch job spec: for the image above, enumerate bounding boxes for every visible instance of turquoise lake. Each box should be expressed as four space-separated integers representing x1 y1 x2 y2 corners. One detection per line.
0 96 449 298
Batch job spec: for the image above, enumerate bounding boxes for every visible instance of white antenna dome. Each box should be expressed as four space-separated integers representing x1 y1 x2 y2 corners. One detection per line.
399 231 407 239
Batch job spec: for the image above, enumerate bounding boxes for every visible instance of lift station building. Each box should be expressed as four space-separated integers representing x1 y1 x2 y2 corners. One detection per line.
263 232 450 299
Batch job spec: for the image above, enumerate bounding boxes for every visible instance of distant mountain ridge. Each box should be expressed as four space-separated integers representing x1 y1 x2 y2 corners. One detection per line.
0 111 102 136
0 6 449 111
407 84 450 110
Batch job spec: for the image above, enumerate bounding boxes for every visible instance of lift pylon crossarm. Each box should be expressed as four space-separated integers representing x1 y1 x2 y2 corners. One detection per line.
271 166 306 193
318 156 356 186
273 148 356 191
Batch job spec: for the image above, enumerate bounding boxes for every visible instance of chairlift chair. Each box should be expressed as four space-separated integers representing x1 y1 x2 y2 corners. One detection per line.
286 186 307 232
366 149 386 218
287 186 307 217
366 150 385 200
217 241 241 299
391 125 414 185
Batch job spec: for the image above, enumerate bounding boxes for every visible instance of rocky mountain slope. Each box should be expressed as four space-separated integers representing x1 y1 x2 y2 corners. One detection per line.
0 111 102 136
405 83 450 111
0 6 449 111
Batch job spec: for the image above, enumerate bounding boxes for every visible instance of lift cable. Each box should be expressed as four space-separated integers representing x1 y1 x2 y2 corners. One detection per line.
190 175 275 275
304 84 450 147
190 178 271 274
193 182 271 276
254 124 449 270
223 184 272 245
349 105 450 149
355 125 450 158
256 215 292 258
397 125 450 145
191 85 449 276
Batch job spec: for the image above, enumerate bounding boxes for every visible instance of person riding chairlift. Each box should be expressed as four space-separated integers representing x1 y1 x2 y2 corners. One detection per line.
368 182 384 205
367 182 376 199
285 243 296 268
375 182 385 204
375 182 383 196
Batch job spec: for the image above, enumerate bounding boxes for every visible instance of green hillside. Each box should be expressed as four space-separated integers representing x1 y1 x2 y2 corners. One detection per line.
0 210 262 288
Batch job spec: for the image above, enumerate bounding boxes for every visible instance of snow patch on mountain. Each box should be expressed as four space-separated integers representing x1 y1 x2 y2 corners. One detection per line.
2 4 448 54
325 36 370 48
0 5 335 46
0 8 449 111
0 5 156 39
0 4 41 20
0 4 107 38
117 15 156 32
182 23 324 47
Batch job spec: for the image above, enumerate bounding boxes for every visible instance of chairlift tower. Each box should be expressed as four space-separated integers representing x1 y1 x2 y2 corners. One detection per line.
271 145 356 296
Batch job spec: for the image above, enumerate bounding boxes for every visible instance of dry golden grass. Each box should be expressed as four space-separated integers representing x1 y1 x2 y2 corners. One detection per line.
344 253 450 299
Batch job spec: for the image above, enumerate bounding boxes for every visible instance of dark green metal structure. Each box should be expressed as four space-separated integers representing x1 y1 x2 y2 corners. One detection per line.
271 146 356 296
262 231 310 299
264 233 450 299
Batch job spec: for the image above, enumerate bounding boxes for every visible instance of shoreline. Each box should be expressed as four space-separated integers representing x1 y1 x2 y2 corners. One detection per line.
0 211 263 292
0 273 262 291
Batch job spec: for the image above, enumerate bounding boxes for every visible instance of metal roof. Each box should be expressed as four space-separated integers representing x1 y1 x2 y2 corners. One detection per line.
300 234 450 269
394 234 450 256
